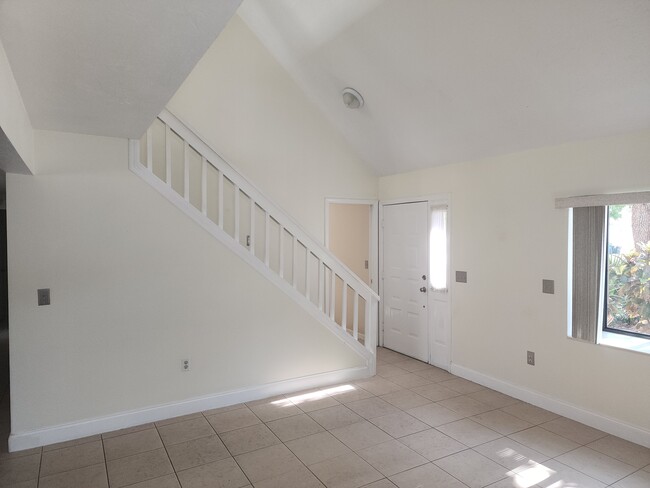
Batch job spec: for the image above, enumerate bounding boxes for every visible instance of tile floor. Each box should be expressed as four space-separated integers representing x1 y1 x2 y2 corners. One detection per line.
1 347 649 487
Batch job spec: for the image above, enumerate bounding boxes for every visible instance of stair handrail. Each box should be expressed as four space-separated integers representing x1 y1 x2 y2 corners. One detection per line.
130 108 379 358
155 109 379 304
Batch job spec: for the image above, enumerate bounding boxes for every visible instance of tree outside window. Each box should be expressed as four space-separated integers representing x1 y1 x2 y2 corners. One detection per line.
606 203 650 337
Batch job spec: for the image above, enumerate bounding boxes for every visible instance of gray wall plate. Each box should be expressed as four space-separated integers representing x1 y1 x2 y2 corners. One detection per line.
37 288 50 306
542 279 554 294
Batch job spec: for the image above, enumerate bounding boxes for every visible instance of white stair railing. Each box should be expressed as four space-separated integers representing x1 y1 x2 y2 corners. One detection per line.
129 109 379 363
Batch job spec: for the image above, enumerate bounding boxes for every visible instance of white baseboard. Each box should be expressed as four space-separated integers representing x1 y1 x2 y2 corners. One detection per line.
9 365 371 452
451 363 650 448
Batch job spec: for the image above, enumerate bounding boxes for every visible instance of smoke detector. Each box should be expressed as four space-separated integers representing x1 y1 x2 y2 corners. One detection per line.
342 87 364 109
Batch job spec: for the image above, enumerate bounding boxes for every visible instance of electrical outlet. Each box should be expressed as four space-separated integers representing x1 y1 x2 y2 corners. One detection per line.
527 351 535 366
181 359 190 372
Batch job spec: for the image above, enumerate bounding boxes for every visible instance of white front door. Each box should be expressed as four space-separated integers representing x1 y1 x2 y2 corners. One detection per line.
382 202 429 361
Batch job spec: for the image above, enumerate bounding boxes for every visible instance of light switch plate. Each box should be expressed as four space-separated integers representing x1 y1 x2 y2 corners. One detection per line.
542 279 555 294
37 288 50 306
455 271 467 283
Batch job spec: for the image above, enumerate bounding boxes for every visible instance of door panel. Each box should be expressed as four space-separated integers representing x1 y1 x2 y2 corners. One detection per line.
382 202 429 361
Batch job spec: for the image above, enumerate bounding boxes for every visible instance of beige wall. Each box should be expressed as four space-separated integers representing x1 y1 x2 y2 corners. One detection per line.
329 204 371 286
329 203 371 332
379 129 650 431
8 129 364 434
0 38 34 173
167 15 378 243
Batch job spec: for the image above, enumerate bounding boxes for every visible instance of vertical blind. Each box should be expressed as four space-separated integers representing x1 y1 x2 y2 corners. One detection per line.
571 206 606 342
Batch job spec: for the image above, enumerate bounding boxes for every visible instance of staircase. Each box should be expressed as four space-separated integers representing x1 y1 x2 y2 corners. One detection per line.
129 109 378 368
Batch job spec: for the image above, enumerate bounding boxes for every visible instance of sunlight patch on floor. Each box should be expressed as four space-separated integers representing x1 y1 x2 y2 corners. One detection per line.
275 384 356 406
508 461 555 488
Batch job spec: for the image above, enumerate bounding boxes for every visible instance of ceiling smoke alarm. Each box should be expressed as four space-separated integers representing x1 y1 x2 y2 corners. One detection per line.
342 87 364 109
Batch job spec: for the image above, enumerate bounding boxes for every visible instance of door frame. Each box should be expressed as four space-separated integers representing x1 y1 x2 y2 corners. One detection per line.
379 194 452 370
324 198 379 295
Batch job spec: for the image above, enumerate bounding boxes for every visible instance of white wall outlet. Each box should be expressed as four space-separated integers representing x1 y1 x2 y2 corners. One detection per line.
181 359 190 372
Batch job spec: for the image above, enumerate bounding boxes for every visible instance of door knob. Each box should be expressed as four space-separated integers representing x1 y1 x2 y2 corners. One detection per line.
420 287 427 293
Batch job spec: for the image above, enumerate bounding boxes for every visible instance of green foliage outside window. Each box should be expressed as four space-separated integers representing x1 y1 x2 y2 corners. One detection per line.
607 241 650 336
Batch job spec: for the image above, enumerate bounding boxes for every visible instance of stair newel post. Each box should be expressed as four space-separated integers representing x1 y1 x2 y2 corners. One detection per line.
366 295 378 353
365 295 371 349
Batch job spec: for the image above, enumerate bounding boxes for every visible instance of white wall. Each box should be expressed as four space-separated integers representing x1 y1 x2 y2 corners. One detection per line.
0 38 34 173
379 129 650 432
8 129 364 435
167 15 378 242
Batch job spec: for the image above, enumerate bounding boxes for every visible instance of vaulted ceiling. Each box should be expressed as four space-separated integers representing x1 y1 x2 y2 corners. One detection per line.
239 0 650 175
0 0 241 139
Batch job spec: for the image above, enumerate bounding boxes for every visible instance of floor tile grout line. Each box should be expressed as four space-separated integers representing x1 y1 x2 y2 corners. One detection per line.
546 446 642 485
103 430 168 462
37 440 108 482
429 448 508 488
207 411 256 488
270 419 329 487
153 420 183 488
41 435 100 453
546 456 624 486
35 439 42 488
100 432 109 488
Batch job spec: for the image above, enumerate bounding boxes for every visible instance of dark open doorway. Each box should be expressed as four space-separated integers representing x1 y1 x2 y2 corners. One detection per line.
0 172 9 452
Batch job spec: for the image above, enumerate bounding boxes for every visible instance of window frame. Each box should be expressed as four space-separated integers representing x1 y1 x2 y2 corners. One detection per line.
560 191 650 352
601 204 650 340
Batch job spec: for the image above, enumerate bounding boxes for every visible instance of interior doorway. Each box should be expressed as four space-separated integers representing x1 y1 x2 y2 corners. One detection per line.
0 171 7 393
325 199 379 340
380 196 451 370
0 171 8 452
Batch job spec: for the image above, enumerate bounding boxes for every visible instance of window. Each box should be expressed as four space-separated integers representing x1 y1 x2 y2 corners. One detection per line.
604 204 650 338
429 205 448 292
557 192 650 350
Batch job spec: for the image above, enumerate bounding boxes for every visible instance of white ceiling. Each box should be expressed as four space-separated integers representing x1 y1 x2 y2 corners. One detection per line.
0 0 241 139
239 0 650 175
